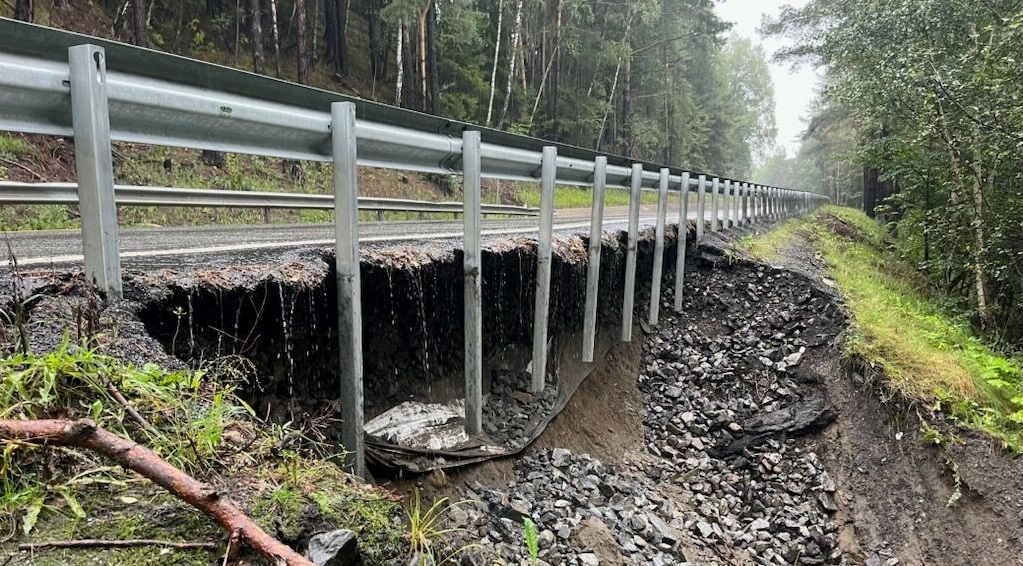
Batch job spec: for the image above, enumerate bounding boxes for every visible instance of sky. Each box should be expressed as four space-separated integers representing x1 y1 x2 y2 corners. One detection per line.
714 0 822 156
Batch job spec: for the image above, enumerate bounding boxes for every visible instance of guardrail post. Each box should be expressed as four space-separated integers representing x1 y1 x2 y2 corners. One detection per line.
582 157 607 363
530 147 557 393
710 177 720 232
622 164 642 342
649 168 669 326
696 174 707 240
743 183 750 225
728 180 737 229
331 102 365 476
673 172 690 313
69 45 121 299
462 131 483 436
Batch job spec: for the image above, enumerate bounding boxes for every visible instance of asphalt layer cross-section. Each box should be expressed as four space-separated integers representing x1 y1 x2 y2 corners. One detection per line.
2 204 705 272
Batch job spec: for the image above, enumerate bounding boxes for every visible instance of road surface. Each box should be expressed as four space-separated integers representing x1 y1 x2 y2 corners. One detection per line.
1 203 713 271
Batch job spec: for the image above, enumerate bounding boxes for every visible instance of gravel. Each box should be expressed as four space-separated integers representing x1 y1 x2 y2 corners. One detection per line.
452 243 848 565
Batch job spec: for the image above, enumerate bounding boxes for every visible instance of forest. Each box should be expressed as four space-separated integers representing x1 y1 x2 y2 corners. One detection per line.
753 0 1023 348
5 0 778 179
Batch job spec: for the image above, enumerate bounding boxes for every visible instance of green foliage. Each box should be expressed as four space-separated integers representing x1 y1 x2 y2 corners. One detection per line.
0 133 29 160
522 517 539 565
405 489 474 565
757 206 1023 451
767 0 1023 346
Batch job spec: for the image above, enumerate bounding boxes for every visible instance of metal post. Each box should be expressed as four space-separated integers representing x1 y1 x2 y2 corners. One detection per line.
530 147 557 392
622 164 642 342
725 180 734 229
696 174 707 240
673 172 690 313
462 131 483 436
582 157 607 363
649 168 669 326
710 177 720 232
69 45 121 298
743 183 750 225
331 102 365 476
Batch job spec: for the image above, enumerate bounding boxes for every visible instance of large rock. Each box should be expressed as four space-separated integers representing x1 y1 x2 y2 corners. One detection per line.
307 529 359 566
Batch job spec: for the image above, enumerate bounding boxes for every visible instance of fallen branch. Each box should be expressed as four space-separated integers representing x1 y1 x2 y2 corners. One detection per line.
101 376 157 434
0 419 314 566
0 156 46 181
19 539 217 551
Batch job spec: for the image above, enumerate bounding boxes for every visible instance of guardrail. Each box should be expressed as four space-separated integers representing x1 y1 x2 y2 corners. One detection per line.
0 18 829 475
0 181 539 216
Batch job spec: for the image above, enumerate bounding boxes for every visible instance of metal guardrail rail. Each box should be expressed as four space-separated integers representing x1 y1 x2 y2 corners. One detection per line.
0 19 829 475
0 181 540 216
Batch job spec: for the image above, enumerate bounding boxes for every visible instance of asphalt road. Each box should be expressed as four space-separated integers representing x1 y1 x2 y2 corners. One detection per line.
2 203 704 271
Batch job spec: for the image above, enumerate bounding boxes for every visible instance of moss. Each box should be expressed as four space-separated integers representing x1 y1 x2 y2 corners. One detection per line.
247 459 404 565
9 484 221 566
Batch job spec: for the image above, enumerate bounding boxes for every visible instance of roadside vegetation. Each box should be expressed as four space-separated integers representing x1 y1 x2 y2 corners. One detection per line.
742 206 1023 451
0 336 407 564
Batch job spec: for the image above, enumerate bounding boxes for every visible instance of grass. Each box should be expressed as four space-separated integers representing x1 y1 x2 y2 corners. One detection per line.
516 185 663 209
0 133 30 161
0 339 406 563
743 205 1023 451
738 218 802 262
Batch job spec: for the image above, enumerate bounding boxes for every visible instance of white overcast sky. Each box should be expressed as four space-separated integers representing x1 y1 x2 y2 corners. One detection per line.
714 0 821 155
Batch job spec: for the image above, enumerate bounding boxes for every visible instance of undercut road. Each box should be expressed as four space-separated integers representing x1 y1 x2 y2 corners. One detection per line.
1 203 723 271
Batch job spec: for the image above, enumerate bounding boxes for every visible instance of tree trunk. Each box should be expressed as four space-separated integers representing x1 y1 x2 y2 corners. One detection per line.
395 21 405 105
367 0 384 90
417 8 427 110
337 0 349 75
426 1 440 115
269 0 282 76
497 0 524 128
485 0 504 126
295 0 310 84
249 0 267 74
131 0 148 47
14 0 33 22
0 419 314 566
969 134 992 329
596 10 633 151
550 0 563 138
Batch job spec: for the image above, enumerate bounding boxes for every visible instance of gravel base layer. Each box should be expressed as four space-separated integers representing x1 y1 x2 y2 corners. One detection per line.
448 242 850 566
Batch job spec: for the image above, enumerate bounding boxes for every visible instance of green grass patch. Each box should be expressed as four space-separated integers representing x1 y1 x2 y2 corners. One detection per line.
516 185 662 209
738 218 802 262
0 133 29 160
750 205 1023 451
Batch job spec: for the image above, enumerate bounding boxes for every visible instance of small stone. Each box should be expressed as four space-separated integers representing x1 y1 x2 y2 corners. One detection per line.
665 386 684 399
695 521 714 538
307 529 359 566
749 518 770 531
818 492 838 513
551 448 572 467
511 391 534 404
578 552 600 566
630 514 649 532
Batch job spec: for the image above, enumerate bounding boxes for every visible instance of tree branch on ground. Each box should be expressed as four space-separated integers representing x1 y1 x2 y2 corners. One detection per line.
0 419 314 566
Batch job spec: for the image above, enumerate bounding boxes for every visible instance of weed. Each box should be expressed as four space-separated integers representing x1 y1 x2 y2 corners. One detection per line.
522 517 539 565
0 133 28 160
406 489 474 565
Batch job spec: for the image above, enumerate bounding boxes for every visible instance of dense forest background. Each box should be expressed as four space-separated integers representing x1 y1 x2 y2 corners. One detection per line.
5 0 778 179
754 0 1023 346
